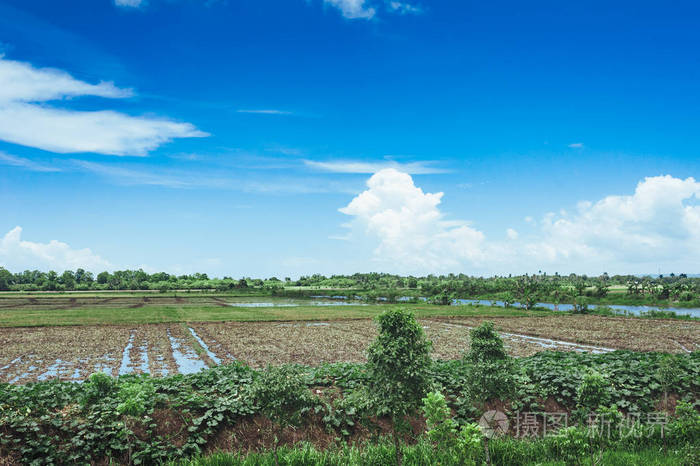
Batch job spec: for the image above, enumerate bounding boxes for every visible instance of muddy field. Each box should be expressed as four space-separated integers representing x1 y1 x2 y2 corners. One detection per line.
1 316 697 384
0 295 230 311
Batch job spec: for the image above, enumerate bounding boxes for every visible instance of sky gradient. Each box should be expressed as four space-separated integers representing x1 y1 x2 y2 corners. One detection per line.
1 0 699 277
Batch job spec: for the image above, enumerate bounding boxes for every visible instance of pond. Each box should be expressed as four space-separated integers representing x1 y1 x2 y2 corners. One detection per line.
454 298 700 318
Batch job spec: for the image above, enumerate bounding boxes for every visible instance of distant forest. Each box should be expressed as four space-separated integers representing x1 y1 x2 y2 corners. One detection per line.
1 268 699 305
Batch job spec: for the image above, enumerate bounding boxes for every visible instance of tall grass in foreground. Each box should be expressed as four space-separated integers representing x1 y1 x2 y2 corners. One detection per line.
174 440 689 466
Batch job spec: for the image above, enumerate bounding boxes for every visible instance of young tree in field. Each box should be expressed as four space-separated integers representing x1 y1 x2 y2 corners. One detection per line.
367 308 433 465
576 369 612 465
656 355 682 412
249 365 312 466
464 321 515 404
462 322 514 465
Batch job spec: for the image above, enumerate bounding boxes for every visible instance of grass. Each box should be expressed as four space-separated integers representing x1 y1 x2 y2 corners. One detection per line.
174 443 689 466
0 301 555 327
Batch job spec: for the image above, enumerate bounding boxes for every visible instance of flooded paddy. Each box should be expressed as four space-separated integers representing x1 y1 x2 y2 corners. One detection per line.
1 315 697 384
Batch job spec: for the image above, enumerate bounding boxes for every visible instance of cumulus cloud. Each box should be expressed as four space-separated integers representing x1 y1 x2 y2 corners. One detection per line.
339 168 485 272
324 0 375 19
0 227 111 272
339 170 700 274
527 175 700 267
0 55 207 156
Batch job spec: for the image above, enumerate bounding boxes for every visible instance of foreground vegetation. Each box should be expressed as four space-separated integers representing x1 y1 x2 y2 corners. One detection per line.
1 310 698 465
178 443 691 466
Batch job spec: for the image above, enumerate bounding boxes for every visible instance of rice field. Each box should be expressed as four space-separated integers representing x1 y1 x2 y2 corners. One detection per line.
1 315 697 384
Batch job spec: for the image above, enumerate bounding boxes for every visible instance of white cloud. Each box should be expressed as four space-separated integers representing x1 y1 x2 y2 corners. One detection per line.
0 55 207 156
339 168 485 272
568 142 584 148
0 103 207 156
0 227 111 272
236 109 292 115
339 170 700 274
73 160 192 188
324 0 375 19
0 151 60 172
305 159 447 174
115 0 144 8
527 175 700 268
72 159 360 193
388 1 421 14
0 56 131 103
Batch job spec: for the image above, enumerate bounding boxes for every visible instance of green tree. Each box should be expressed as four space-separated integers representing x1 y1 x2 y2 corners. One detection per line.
367 308 433 465
463 322 515 404
96 271 110 285
656 355 682 412
0 267 13 291
249 365 312 466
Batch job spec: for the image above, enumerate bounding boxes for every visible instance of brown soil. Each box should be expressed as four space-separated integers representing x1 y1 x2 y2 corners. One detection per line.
206 411 426 456
655 392 681 415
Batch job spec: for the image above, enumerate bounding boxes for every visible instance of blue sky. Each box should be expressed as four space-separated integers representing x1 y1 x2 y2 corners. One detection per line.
0 0 699 277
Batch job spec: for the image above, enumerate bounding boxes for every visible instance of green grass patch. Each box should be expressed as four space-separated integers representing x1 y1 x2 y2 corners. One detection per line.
0 303 552 327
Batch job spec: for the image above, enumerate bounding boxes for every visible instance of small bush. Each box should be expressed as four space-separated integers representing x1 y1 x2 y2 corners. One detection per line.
463 322 515 403
82 371 117 405
422 391 458 448
117 379 156 416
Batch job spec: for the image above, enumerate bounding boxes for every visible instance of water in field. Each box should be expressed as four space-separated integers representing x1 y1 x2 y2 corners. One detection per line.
227 299 368 307
188 327 222 364
306 295 700 317
453 298 700 317
167 328 208 374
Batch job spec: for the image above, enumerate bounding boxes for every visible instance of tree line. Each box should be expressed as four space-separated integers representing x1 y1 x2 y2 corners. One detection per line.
0 268 698 304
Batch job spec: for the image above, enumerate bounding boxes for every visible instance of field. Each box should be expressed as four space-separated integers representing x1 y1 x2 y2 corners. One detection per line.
0 293 698 384
1 292 699 465
0 294 552 327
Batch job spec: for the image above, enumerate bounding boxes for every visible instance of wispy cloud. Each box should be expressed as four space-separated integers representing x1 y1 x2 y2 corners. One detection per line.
114 0 144 8
0 55 131 103
324 0 375 19
0 55 207 156
0 151 61 172
72 160 193 188
304 159 448 174
72 159 360 194
236 109 292 115
388 1 422 14
568 142 584 148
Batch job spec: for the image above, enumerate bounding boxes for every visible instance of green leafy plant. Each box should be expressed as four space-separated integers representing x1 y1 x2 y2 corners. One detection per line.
657 355 682 411
117 379 156 416
555 426 589 465
422 391 458 448
457 422 483 463
366 308 433 465
82 371 118 406
248 364 313 465
463 321 515 404
576 369 612 413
